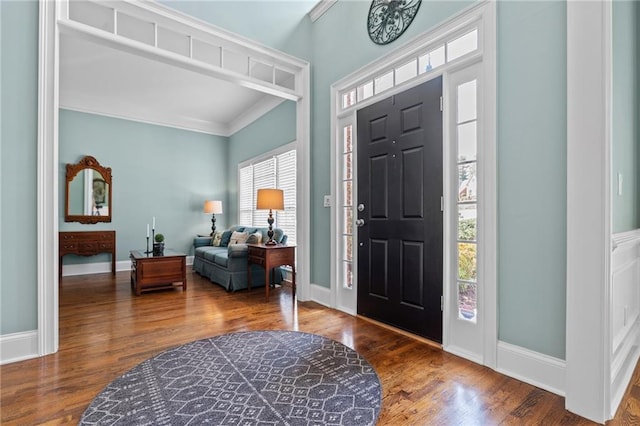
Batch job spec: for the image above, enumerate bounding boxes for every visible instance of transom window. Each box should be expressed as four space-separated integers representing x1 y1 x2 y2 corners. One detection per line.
341 28 478 109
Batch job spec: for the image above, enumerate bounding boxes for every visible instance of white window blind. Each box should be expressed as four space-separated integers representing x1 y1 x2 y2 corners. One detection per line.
238 148 296 246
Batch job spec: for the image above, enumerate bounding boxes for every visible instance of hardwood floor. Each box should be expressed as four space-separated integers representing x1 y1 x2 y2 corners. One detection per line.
0 270 638 425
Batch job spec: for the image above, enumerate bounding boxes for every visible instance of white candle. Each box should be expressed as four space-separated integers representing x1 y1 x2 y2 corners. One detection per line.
152 216 156 230
147 224 149 237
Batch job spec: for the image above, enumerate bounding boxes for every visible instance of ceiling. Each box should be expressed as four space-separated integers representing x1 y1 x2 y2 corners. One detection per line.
59 31 287 137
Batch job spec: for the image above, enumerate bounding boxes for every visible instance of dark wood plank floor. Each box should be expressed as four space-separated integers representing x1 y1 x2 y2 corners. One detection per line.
1 270 638 425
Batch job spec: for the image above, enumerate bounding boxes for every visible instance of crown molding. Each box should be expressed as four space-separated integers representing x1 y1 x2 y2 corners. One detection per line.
309 0 337 23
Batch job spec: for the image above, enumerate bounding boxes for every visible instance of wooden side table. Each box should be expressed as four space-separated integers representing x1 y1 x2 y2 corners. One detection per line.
130 249 187 296
59 231 116 280
247 244 296 302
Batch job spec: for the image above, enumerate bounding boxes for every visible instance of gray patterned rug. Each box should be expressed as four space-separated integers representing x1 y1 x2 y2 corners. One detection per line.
80 331 382 425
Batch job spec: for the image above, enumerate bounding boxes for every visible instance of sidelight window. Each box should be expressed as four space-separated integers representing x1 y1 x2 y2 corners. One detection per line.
456 79 478 322
341 124 354 289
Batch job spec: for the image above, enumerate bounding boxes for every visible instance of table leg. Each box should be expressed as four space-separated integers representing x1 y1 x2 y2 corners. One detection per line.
265 265 270 302
291 266 296 302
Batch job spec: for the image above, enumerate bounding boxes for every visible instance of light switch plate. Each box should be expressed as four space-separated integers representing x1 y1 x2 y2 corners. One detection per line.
323 195 331 207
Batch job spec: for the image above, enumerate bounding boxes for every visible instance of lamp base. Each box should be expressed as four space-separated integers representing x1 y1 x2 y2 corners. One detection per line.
265 240 277 246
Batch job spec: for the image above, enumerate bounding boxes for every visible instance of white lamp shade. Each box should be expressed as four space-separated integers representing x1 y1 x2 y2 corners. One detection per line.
256 189 284 210
204 200 223 214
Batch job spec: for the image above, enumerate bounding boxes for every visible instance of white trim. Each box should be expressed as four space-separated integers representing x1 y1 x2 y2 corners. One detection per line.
60 256 195 277
39 1 312 358
227 97 286 137
37 0 59 358
308 0 337 23
612 229 640 251
330 0 496 369
309 283 332 308
0 331 40 365
566 1 612 423
496 341 566 397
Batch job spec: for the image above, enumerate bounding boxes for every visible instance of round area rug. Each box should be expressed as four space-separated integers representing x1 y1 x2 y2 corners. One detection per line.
80 331 382 425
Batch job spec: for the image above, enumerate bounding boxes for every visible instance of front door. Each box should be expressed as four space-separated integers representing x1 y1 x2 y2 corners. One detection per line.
356 77 443 342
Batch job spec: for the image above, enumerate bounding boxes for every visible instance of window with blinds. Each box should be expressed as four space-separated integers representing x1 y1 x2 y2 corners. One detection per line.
238 148 296 246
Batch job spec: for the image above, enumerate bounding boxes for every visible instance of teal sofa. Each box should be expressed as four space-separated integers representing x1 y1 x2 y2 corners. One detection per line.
192 225 287 291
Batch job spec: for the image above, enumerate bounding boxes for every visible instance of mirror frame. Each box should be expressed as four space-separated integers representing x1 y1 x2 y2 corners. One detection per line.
65 155 112 224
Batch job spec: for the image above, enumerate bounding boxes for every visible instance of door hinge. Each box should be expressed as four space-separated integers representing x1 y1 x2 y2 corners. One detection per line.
440 196 444 212
441 295 444 311
439 96 443 112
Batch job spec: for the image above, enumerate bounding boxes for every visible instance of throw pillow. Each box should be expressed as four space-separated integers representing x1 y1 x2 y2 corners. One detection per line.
229 231 249 245
220 230 233 247
246 231 262 244
211 231 223 247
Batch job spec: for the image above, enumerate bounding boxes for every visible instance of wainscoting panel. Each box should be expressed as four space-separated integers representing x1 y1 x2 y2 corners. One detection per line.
610 230 640 417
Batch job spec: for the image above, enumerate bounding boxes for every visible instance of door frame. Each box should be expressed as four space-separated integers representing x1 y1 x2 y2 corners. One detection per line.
330 1 497 367
35 0 311 357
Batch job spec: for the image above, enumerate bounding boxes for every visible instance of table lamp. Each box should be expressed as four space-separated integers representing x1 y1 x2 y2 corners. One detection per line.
203 200 223 236
256 189 284 245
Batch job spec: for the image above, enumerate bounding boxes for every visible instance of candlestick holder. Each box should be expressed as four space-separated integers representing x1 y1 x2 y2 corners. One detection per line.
145 236 151 254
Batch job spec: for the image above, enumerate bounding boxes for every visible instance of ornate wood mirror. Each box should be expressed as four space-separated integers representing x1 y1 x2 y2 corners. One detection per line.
65 156 112 224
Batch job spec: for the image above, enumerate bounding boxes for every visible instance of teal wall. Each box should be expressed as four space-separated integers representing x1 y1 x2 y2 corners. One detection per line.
227 101 297 223
59 110 229 262
0 0 586 361
612 0 639 233
1 0 39 335
497 1 567 359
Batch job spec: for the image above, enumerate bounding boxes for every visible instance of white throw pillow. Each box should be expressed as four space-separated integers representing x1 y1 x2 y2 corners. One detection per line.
229 231 249 245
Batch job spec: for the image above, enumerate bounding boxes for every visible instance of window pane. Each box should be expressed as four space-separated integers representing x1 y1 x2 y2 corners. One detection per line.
418 45 445 73
458 281 477 322
343 153 352 180
458 163 477 202
344 207 353 236
357 81 374 102
374 71 394 94
458 242 477 281
343 261 353 289
457 121 477 162
343 124 353 154
458 204 477 241
343 180 352 206
343 235 353 262
448 29 478 62
395 60 417 85
457 80 477 123
342 89 356 108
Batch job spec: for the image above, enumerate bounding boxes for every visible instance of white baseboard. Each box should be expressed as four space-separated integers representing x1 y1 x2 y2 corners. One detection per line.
309 283 331 308
0 330 39 365
496 341 566 396
62 256 195 277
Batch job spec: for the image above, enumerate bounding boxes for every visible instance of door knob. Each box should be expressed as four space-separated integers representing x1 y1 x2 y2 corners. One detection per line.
356 218 365 227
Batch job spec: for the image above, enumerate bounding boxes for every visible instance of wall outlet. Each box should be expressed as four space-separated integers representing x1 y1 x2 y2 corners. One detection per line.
323 195 331 208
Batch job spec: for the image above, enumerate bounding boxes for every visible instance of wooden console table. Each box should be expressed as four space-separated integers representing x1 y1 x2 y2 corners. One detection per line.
59 231 116 279
130 249 187 296
247 244 295 301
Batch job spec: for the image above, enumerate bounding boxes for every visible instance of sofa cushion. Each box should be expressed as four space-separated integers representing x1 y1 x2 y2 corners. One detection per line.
246 231 262 244
213 252 228 267
211 231 223 247
220 230 233 247
230 231 249 245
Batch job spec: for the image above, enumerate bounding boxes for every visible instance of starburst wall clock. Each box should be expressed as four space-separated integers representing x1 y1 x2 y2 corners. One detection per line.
367 0 422 45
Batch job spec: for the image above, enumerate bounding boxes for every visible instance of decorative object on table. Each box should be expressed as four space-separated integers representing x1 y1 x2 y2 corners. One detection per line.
203 200 223 236
367 0 422 45
79 331 382 426
256 188 284 245
153 233 165 256
145 223 152 254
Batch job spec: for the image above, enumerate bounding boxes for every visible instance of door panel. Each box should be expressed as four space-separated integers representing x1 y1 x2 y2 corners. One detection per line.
357 77 443 342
